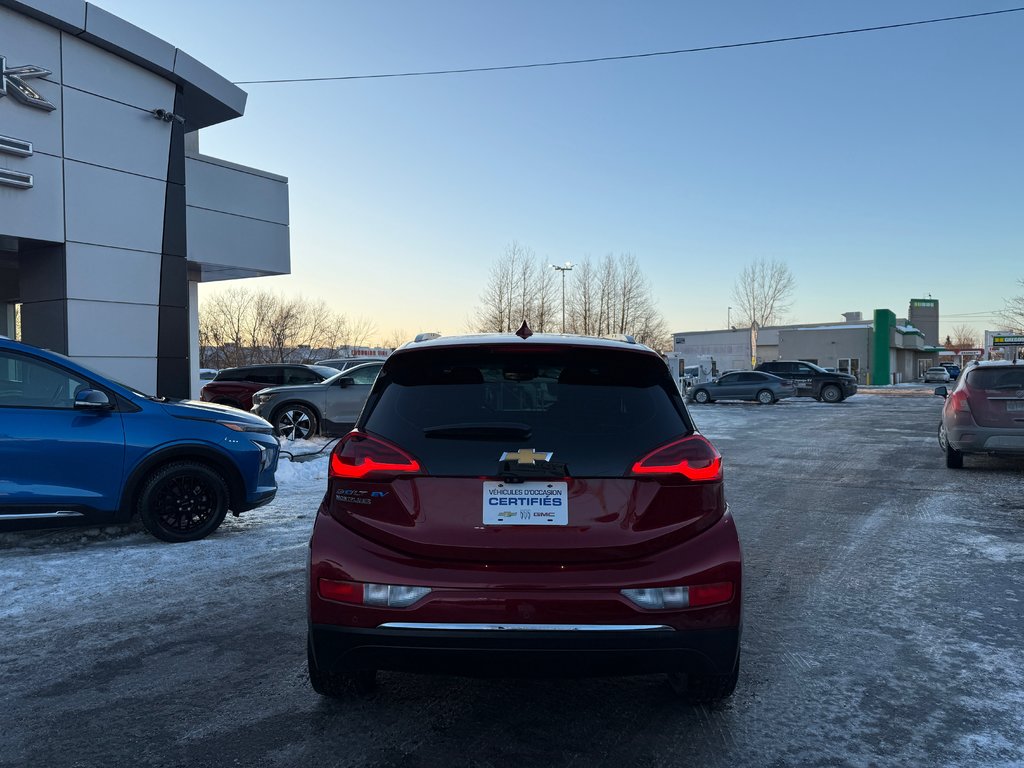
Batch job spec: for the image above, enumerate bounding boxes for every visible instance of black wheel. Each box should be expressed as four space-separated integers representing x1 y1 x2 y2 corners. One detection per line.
939 423 964 468
307 634 378 698
693 389 711 404
820 384 842 403
756 389 775 405
273 403 319 440
137 461 230 543
668 651 740 704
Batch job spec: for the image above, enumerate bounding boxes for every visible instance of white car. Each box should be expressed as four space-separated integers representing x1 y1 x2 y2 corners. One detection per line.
923 366 951 383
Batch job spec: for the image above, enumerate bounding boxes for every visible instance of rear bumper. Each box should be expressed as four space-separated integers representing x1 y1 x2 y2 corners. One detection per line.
949 424 1024 455
309 623 740 678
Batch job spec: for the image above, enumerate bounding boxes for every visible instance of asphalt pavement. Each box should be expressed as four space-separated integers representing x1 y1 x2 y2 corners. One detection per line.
2 393 1022 768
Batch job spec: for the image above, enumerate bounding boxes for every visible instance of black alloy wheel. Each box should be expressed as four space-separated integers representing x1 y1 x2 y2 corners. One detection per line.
274 404 319 440
138 461 230 542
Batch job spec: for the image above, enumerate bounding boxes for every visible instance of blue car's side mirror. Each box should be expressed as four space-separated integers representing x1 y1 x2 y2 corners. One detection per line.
74 389 112 410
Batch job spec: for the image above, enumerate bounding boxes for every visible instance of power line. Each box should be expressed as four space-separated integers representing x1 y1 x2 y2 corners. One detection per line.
233 7 1024 86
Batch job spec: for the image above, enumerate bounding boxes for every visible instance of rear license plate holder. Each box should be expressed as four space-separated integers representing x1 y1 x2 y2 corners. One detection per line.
482 481 568 525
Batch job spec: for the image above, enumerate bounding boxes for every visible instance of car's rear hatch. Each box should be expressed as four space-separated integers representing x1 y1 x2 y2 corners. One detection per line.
325 344 725 564
964 366 1024 428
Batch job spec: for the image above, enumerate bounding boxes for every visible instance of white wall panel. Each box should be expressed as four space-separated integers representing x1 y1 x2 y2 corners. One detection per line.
0 7 63 156
61 33 175 110
65 242 160 304
185 157 289 225
66 299 158 357
74 355 157 394
63 87 170 180
0 150 64 241
64 160 165 253
186 206 290 275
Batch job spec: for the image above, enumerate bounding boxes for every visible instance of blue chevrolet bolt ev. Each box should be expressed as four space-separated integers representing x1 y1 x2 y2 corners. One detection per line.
0 337 279 542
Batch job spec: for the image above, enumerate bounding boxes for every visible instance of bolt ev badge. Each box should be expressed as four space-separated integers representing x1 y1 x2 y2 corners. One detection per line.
0 56 56 112
500 449 553 465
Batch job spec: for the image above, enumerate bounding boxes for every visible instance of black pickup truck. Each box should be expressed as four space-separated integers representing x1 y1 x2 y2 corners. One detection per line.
755 360 857 403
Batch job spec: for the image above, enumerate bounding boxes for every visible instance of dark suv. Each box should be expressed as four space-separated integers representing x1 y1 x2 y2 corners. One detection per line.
307 332 742 702
755 360 857 402
201 364 339 410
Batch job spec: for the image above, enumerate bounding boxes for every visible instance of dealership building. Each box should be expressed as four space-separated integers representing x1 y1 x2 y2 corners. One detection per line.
673 299 955 385
0 0 290 397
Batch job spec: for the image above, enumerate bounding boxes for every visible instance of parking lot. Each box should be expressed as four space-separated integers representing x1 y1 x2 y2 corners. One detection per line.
2 393 1023 768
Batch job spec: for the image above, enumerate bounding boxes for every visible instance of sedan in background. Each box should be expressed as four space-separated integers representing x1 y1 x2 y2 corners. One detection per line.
690 371 797 404
252 362 384 439
935 360 1024 468
924 366 952 383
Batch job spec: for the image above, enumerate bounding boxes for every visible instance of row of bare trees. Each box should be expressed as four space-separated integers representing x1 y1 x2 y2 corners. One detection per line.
472 243 669 349
199 288 375 369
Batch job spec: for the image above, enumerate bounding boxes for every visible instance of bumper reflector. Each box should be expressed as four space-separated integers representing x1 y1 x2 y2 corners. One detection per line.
621 582 733 610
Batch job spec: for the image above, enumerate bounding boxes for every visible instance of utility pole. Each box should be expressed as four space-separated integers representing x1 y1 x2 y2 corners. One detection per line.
551 262 574 333
727 306 732 329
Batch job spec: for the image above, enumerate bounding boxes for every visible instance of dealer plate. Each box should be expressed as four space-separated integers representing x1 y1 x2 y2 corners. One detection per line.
482 481 568 525
1007 401 1024 412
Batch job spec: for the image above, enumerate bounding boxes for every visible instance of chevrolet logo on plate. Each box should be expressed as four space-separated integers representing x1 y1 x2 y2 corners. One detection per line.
500 448 553 465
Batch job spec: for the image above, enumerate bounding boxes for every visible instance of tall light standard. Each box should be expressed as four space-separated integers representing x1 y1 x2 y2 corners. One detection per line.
551 261 574 333
727 306 732 329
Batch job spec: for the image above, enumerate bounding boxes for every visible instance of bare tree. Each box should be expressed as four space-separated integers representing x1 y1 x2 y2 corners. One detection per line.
199 288 349 368
1000 279 1024 333
473 242 557 333
950 324 978 349
380 328 411 350
730 259 796 329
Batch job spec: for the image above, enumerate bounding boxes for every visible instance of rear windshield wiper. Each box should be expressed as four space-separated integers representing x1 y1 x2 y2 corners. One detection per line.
423 422 532 440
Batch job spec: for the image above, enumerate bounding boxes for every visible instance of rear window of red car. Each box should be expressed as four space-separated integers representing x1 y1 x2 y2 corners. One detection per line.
966 367 1024 390
363 346 691 476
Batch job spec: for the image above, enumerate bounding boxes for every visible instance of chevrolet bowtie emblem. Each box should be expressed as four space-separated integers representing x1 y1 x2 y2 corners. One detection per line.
500 449 553 465
0 56 56 112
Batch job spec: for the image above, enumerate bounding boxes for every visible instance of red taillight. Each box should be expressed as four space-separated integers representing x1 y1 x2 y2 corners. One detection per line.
329 432 422 479
630 435 722 481
949 389 972 414
317 578 362 604
688 582 734 607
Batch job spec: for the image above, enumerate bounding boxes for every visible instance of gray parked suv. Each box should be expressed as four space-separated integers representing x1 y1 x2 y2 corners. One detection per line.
251 362 383 439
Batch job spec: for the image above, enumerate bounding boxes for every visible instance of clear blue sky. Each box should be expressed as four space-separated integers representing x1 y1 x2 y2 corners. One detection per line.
98 0 1024 342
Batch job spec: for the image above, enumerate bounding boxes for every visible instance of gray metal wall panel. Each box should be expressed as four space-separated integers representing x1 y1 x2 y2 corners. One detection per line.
65 242 160 304
61 32 176 110
74 355 157 394
62 87 171 180
0 0 87 32
80 4 175 73
64 159 165 253
186 206 290 275
0 151 64 241
0 7 63 156
185 157 289 225
66 298 158 357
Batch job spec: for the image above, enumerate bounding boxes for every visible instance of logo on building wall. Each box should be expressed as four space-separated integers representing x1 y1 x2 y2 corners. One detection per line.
0 56 56 112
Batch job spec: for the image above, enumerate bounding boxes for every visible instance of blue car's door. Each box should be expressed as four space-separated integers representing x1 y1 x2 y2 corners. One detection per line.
0 349 126 519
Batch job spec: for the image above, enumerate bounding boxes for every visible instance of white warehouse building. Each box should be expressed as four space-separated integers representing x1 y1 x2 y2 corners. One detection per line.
0 0 290 398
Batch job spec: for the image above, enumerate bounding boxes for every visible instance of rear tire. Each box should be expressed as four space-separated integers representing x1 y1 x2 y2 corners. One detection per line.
137 461 230 542
668 651 740 704
693 389 711 404
756 389 775 405
307 635 378 698
939 423 964 469
820 384 842 403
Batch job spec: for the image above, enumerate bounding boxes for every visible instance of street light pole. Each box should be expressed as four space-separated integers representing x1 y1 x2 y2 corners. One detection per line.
551 262 574 333
727 306 732 329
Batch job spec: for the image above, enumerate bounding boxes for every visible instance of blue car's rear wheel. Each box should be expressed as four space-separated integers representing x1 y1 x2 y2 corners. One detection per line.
138 461 230 542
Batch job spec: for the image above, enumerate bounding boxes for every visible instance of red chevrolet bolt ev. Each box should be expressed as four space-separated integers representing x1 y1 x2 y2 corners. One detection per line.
307 332 742 702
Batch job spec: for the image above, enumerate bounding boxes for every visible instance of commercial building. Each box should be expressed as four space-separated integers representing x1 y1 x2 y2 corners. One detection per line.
673 300 952 385
0 0 290 397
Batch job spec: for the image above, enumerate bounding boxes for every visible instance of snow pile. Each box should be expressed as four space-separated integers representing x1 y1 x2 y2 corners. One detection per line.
275 453 330 486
